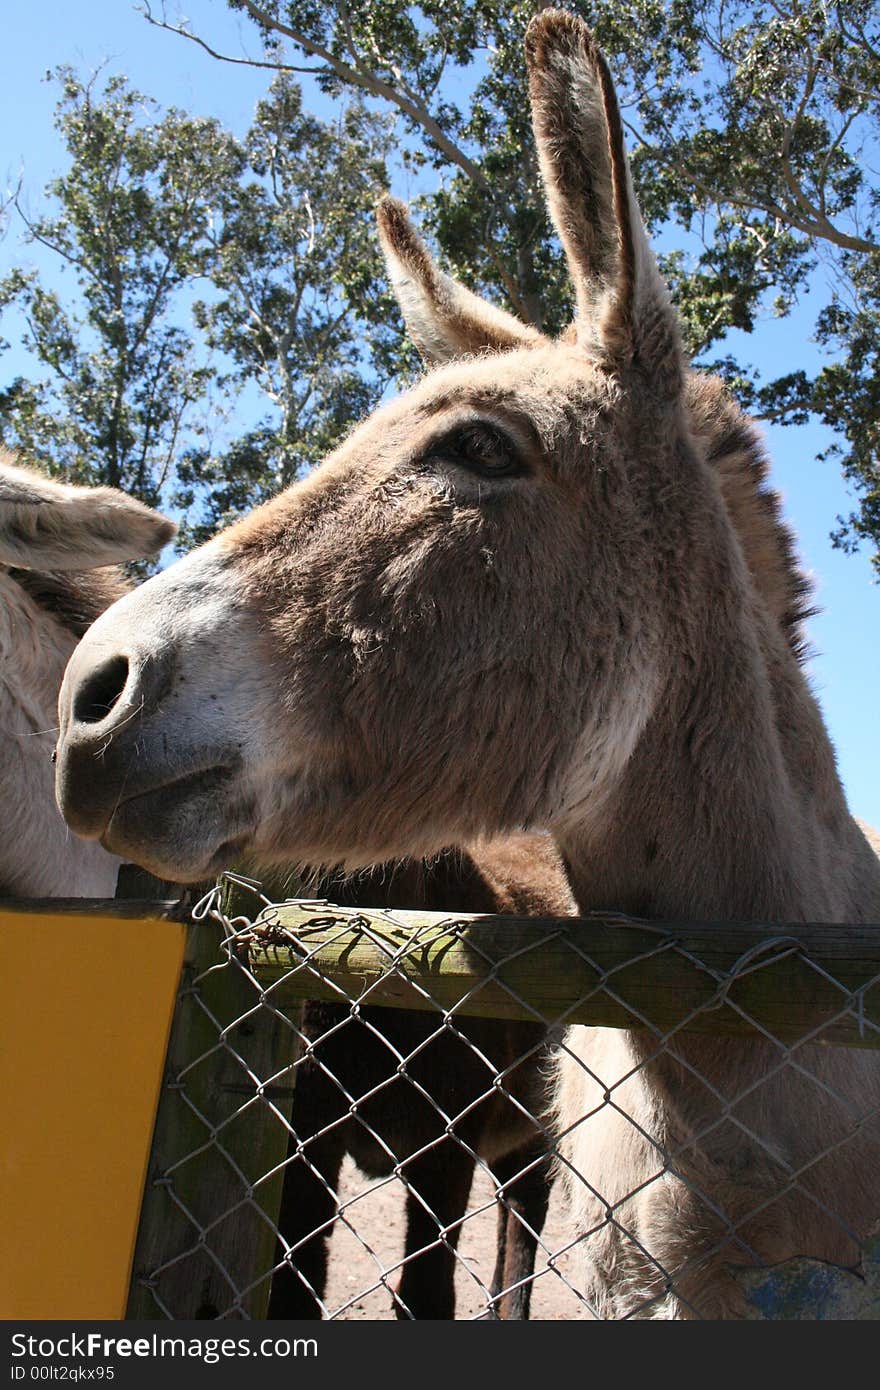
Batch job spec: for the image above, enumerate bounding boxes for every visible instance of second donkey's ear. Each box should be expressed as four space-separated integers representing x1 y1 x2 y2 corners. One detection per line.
376 197 543 366
0 456 176 571
526 11 680 385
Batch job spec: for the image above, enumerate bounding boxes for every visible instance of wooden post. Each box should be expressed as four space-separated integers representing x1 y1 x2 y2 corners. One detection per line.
242 901 880 1050
125 872 305 1320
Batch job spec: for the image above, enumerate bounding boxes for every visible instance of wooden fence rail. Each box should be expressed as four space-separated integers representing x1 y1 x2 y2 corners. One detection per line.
241 901 880 1050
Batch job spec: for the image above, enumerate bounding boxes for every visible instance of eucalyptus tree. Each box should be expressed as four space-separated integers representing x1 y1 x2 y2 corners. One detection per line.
0 70 236 507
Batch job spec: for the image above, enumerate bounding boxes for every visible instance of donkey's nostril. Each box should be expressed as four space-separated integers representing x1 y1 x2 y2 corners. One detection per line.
72 654 131 724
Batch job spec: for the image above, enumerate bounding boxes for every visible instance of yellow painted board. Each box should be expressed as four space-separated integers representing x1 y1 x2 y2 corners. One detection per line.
0 911 185 1319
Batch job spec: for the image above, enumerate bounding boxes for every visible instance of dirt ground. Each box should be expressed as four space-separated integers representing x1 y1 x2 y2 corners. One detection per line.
320 1156 592 1320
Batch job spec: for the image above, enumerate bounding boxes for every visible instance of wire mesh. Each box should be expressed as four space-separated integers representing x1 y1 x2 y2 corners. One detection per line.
128 873 880 1321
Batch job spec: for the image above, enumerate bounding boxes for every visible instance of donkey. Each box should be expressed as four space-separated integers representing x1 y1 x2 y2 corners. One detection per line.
271 834 573 1321
54 12 880 1318
271 370 816 1321
0 450 174 897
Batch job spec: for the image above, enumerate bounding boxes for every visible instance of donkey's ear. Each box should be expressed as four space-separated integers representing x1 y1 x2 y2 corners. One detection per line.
376 197 543 366
0 456 176 570
526 11 679 384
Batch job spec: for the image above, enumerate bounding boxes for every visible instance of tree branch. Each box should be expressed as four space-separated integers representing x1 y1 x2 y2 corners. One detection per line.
147 1 545 324
225 1 493 193
620 114 879 256
754 397 816 424
141 3 324 75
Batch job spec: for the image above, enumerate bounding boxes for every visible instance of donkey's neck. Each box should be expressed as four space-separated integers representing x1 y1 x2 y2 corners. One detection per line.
553 500 879 930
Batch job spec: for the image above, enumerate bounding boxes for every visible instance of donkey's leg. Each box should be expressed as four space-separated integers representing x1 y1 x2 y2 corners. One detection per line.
490 1197 509 1320
489 1145 553 1320
267 1069 346 1319
394 1140 475 1319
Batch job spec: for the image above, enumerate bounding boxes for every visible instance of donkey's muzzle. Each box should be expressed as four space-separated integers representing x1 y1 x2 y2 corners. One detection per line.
53 544 262 881
55 636 176 839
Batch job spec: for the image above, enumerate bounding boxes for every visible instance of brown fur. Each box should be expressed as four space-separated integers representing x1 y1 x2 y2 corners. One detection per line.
55 13 880 1318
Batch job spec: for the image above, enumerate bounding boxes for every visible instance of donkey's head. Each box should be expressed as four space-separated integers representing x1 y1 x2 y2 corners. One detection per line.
55 14 739 883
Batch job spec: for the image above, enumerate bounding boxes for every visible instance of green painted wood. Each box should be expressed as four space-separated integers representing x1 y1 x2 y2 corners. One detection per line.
243 902 880 1050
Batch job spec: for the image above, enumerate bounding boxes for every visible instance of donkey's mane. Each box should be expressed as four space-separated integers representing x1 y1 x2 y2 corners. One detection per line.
686 373 816 665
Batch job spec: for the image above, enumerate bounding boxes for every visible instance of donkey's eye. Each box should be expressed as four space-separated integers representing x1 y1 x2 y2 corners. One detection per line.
431 423 523 479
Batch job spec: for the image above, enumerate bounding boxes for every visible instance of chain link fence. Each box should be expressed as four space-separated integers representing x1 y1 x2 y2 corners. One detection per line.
126 871 880 1321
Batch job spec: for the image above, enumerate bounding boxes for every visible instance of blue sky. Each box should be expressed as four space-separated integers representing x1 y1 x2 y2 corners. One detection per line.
2 2 878 827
